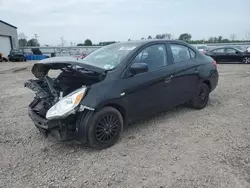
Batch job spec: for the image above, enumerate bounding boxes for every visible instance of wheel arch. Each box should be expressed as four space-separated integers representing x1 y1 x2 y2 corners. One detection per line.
202 79 211 91
96 102 128 125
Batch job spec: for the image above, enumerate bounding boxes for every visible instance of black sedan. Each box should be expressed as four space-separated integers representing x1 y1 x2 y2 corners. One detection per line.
25 40 219 149
8 49 26 62
206 47 250 64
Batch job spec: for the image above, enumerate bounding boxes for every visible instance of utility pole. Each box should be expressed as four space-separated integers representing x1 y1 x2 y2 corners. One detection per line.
60 37 66 47
34 34 39 46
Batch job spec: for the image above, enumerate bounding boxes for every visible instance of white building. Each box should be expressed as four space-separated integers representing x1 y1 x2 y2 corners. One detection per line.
0 20 18 56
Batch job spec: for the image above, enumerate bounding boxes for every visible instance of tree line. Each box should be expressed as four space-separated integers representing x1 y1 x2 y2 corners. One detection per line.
18 32 250 47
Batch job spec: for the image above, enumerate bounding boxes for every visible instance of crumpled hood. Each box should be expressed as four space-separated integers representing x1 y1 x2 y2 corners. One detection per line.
31 56 104 78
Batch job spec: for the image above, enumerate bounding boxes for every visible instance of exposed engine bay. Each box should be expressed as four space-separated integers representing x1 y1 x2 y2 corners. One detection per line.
25 61 106 119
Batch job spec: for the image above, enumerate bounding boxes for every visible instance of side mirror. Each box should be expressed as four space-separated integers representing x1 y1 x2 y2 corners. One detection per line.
130 63 148 75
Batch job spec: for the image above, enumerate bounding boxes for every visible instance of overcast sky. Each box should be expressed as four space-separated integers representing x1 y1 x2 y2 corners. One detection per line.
0 0 249 45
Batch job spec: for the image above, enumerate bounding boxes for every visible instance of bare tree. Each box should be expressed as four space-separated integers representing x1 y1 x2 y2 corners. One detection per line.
18 32 27 39
245 32 250 40
165 33 173 40
60 37 66 47
230 33 236 41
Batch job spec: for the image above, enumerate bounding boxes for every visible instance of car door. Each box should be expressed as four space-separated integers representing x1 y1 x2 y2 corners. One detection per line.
218 48 229 62
211 48 226 62
122 44 176 121
168 43 200 105
224 48 242 63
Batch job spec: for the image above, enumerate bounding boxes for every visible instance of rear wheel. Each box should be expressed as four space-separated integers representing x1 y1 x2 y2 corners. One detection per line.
189 83 210 109
242 57 250 64
79 107 123 149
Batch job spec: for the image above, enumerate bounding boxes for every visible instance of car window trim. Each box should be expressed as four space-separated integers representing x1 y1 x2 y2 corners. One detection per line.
211 48 225 53
169 42 196 64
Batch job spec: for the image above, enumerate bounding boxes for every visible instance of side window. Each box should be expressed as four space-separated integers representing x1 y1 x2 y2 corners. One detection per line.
225 48 237 53
132 44 167 71
189 48 196 58
170 44 191 63
212 48 225 53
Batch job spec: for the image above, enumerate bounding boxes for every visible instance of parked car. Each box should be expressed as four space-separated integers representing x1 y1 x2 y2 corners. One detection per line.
25 40 219 149
247 46 250 53
230 45 247 52
72 52 87 59
206 47 250 64
8 49 26 62
195 45 208 54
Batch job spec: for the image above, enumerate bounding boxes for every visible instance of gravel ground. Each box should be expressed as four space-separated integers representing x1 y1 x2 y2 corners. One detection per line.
0 62 250 188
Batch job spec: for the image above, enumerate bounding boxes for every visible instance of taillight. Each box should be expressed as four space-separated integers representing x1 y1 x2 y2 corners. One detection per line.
212 60 217 68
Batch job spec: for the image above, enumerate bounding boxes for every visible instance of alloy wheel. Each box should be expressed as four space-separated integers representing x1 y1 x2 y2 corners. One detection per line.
243 57 250 64
197 87 209 106
95 114 120 143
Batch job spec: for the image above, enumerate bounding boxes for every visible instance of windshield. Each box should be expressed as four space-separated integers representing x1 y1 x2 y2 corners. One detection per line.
12 50 23 53
78 43 139 70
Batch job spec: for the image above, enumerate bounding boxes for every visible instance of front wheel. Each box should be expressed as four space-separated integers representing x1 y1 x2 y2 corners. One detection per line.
189 83 210 109
79 107 123 149
242 57 250 64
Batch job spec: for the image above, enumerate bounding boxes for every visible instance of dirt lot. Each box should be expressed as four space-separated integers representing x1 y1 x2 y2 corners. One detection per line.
0 62 250 188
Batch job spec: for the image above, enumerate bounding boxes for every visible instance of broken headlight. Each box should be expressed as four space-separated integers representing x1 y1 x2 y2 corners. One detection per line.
46 87 87 120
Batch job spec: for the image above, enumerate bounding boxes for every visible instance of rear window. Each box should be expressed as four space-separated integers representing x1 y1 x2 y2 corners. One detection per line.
212 48 225 53
170 44 193 63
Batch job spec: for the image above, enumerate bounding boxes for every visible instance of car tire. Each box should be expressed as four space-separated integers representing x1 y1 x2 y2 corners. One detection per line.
78 107 123 149
189 83 210 109
242 57 250 64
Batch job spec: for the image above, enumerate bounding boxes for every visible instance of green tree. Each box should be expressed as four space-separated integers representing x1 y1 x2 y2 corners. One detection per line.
77 43 84 46
27 38 40 46
178 33 192 42
208 37 214 43
155 34 165 39
84 39 92 46
99 41 116 46
218 36 223 43
18 38 27 47
221 38 230 43
148 35 152 39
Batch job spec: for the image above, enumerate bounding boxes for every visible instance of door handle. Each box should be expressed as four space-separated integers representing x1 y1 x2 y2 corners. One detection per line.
164 75 173 83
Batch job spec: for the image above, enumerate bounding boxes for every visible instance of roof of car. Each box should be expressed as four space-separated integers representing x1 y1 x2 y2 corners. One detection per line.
117 39 187 45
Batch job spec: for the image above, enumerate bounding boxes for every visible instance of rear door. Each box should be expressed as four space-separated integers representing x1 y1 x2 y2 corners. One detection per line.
168 43 200 105
224 48 242 63
210 48 226 62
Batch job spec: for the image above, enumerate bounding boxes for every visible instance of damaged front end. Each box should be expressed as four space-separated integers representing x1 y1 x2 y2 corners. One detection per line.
25 57 104 141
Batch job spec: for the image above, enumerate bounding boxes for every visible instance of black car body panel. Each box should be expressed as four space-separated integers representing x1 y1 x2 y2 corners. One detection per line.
206 47 250 63
31 56 106 78
25 40 219 143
